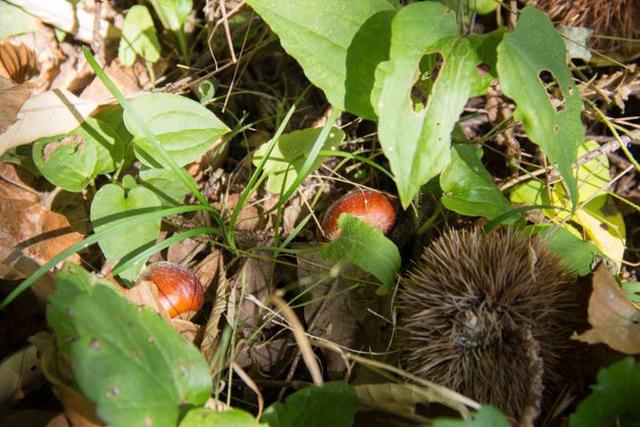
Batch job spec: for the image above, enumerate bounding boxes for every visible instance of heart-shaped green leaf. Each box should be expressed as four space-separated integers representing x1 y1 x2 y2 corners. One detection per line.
47 263 212 427
124 93 230 167
90 183 161 282
179 408 265 427
139 168 190 207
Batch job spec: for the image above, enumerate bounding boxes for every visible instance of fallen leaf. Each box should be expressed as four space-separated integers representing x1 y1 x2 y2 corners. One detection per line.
0 42 39 83
80 60 144 101
0 89 100 157
0 77 36 134
0 199 83 286
0 162 40 203
573 263 640 354
0 345 43 406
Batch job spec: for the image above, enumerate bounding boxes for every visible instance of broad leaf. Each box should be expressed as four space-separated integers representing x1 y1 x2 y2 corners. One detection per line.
528 224 599 276
139 168 190 207
252 127 344 194
247 0 396 119
433 406 510 427
33 131 97 192
47 264 212 427
375 2 484 207
497 6 584 208
576 140 610 205
570 358 640 427
90 183 161 282
262 382 357 427
440 144 512 220
149 0 192 32
118 5 161 66
179 408 264 427
320 215 400 294
124 93 230 167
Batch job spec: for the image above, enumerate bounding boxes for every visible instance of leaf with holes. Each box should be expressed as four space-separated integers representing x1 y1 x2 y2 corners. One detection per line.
374 2 487 207
497 6 584 208
320 215 400 295
124 93 230 168
247 0 396 119
47 263 212 427
90 183 161 282
440 144 512 220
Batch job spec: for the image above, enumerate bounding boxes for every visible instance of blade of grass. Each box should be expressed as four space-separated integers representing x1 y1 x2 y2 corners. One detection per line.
0 204 211 310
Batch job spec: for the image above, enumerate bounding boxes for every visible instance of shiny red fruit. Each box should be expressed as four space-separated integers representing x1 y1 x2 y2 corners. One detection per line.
321 190 396 240
144 262 204 319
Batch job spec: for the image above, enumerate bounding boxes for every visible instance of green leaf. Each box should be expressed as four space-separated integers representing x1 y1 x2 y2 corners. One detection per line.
0 2 39 39
375 2 485 207
148 0 192 32
32 117 124 191
497 6 584 208
139 168 190 207
179 408 264 427
262 382 357 427
252 127 344 194
47 264 212 427
247 0 396 119
437 0 501 15
90 183 161 282
33 131 97 192
433 406 510 427
118 5 161 66
528 224 599 276
124 93 230 167
577 140 610 205
570 358 640 427
622 282 640 303
320 215 400 294
440 144 513 220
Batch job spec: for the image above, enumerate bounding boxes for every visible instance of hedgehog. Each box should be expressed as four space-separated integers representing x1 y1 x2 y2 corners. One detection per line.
397 228 585 423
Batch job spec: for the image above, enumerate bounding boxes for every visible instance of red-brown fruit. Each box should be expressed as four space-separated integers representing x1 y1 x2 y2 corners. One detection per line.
144 262 204 318
321 190 396 240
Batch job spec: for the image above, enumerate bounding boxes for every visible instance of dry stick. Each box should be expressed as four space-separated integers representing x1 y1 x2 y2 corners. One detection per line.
499 134 636 192
222 13 252 112
232 361 264 419
220 0 238 63
266 295 324 386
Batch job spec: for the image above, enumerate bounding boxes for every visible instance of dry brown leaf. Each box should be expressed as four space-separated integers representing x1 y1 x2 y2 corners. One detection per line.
0 89 99 156
0 77 36 134
0 199 83 286
170 318 201 344
0 345 43 406
0 42 38 83
167 237 201 264
297 248 386 378
193 249 223 295
80 60 145 101
0 162 40 203
10 22 64 89
7 0 115 44
122 279 164 315
572 263 640 354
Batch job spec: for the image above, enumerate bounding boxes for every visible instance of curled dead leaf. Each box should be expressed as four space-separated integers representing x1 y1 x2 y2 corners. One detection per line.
0 162 40 203
0 42 38 83
0 77 36 134
572 263 640 354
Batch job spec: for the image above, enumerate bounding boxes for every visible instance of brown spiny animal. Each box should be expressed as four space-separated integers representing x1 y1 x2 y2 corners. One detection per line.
397 228 585 424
